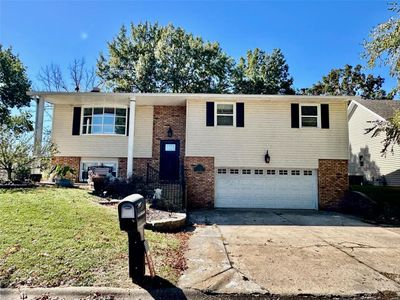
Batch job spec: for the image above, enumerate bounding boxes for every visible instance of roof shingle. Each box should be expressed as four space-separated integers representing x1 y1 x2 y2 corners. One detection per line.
356 100 400 120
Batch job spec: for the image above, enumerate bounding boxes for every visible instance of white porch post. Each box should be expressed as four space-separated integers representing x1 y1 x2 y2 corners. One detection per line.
127 98 136 178
33 96 45 174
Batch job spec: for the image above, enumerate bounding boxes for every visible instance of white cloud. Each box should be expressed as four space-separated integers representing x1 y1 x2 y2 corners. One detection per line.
80 32 88 40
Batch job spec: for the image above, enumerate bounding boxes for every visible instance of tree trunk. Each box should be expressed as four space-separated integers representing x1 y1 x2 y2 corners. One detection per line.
6 168 12 181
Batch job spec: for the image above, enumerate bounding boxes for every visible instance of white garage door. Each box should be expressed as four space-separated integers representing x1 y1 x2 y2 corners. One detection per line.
215 168 318 209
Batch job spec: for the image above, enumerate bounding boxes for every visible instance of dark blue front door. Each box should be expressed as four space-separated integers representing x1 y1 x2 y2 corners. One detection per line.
159 140 180 181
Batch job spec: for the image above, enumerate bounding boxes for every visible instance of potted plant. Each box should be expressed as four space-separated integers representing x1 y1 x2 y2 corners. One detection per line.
52 165 75 187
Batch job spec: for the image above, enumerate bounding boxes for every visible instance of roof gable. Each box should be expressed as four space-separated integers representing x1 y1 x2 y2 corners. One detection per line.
355 100 400 120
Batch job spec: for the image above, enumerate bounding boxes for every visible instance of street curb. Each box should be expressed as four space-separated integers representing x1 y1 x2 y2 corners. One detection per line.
0 287 203 300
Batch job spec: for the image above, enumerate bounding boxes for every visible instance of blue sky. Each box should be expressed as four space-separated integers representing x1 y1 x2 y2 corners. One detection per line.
0 0 397 92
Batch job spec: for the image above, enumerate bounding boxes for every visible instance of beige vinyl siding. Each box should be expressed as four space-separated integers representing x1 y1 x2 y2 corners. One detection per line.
348 103 400 186
52 104 153 158
186 100 348 169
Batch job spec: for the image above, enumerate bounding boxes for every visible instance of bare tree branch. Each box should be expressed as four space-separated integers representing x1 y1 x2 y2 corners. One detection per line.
37 59 98 92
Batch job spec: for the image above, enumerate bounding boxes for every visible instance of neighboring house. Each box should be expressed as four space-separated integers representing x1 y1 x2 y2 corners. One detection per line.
348 99 400 186
28 92 352 210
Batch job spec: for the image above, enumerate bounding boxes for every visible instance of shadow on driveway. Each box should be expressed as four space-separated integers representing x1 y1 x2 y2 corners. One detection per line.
189 209 373 227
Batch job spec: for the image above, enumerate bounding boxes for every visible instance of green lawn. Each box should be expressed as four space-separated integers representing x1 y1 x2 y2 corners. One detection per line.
0 187 187 288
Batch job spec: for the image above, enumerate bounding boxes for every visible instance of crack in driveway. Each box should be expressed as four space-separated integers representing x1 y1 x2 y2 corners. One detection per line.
272 211 400 288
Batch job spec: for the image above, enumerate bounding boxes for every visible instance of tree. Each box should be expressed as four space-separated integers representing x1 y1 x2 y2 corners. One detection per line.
97 22 233 93
305 64 391 99
0 114 57 181
366 110 400 154
0 45 31 124
37 58 98 92
363 2 400 96
231 48 295 94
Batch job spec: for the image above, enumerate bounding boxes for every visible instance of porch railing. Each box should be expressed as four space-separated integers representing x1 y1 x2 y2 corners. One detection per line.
145 163 186 211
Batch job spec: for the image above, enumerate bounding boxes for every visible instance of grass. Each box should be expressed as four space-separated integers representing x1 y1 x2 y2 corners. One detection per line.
350 185 400 224
0 187 187 288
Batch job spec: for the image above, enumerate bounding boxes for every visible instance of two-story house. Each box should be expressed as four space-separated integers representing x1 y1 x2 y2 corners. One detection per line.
29 92 352 210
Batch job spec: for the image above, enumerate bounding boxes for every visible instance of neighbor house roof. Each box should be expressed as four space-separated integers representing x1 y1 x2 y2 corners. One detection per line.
355 99 400 120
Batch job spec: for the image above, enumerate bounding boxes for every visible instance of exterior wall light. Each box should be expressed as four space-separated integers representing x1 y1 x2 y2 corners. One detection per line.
265 150 271 164
167 126 173 137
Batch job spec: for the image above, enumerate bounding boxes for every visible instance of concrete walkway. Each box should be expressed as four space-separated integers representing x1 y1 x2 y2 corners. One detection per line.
179 209 400 298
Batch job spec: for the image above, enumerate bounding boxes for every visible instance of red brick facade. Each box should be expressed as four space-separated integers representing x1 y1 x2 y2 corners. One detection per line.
184 156 215 209
118 157 153 179
52 156 81 182
318 159 349 210
152 106 186 169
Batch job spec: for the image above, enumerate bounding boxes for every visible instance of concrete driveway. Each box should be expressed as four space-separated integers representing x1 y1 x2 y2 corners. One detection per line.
179 209 400 297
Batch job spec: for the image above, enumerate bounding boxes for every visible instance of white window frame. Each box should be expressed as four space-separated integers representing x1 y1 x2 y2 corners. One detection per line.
79 160 118 182
215 102 236 127
81 105 128 136
299 104 321 128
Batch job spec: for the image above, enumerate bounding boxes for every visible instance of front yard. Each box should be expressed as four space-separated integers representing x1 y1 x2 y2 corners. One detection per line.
0 187 189 288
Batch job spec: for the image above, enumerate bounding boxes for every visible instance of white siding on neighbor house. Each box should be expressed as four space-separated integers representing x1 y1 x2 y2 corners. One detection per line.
348 103 400 186
52 104 153 158
186 99 349 169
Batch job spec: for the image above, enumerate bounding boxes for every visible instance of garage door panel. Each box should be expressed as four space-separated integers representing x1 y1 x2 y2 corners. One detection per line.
215 170 317 209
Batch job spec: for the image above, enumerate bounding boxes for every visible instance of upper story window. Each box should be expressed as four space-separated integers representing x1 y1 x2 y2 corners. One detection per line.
216 103 235 126
82 107 127 135
300 105 320 128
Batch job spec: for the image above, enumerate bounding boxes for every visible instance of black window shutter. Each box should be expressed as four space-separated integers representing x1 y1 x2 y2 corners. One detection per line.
72 107 81 135
126 108 130 136
206 102 214 126
321 104 330 129
236 102 244 127
291 103 299 128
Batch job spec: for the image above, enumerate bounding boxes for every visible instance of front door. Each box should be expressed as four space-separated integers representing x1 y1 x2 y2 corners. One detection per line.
159 140 180 181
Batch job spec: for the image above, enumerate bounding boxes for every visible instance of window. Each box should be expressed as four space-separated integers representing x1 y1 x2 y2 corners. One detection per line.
216 103 234 126
304 170 313 176
291 170 300 176
255 169 263 175
82 107 127 135
279 170 288 175
300 105 319 128
359 155 364 167
266 169 276 175
242 169 251 175
217 168 227 174
80 161 118 182
230 169 239 174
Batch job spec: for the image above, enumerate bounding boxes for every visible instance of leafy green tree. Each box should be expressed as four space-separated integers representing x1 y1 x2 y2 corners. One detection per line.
0 113 57 181
363 2 400 95
305 64 391 99
0 45 31 124
97 22 233 93
366 110 400 154
232 48 295 94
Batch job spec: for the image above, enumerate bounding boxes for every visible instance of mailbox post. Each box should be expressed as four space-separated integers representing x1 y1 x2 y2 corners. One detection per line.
118 194 146 283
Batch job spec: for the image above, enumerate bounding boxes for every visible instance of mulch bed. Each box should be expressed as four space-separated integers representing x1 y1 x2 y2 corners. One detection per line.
147 207 181 223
